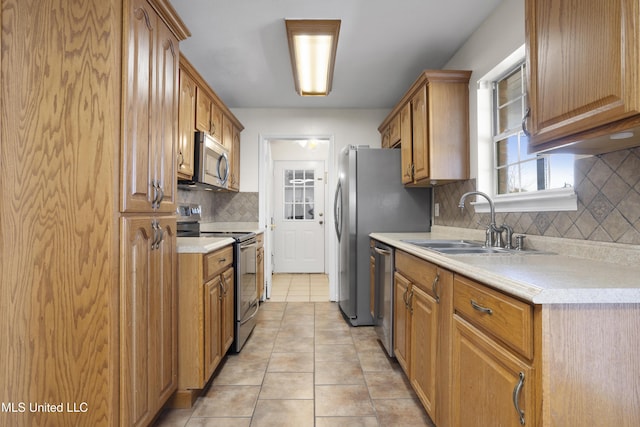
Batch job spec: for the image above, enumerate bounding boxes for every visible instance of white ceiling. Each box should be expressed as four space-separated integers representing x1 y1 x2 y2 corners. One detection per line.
169 0 503 109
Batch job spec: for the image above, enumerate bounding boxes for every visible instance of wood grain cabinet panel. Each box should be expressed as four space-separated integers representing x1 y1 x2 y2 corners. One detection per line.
257 234 265 301
195 87 213 134
452 315 534 427
178 68 196 179
174 245 234 408
526 0 640 154
122 0 179 213
378 70 471 186
120 216 178 427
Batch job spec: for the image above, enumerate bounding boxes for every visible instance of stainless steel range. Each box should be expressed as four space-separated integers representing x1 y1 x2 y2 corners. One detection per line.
177 204 259 352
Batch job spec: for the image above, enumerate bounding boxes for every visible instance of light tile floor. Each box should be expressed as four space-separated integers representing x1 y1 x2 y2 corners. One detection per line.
269 273 330 302
153 298 435 427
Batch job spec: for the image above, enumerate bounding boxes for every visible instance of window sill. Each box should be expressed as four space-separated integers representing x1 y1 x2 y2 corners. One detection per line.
471 188 577 213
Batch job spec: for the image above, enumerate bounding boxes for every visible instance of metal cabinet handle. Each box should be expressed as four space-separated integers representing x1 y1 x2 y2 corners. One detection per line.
522 107 531 137
470 299 493 315
513 372 525 425
220 274 227 296
178 151 184 167
151 180 159 209
407 289 414 314
432 272 440 304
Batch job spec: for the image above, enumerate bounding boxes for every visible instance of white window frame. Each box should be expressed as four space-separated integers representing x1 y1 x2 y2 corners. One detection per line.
474 44 577 213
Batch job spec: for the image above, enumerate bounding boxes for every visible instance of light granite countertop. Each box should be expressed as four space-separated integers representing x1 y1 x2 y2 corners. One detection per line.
176 236 235 254
371 226 640 305
177 223 265 254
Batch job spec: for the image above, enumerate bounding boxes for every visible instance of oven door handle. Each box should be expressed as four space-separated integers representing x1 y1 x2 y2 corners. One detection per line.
240 300 260 325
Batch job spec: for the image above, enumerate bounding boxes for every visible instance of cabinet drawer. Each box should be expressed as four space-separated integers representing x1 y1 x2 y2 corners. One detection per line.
453 275 533 359
395 250 438 298
203 246 233 282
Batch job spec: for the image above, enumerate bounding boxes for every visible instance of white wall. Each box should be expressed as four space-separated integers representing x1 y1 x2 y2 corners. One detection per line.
444 0 525 178
230 108 388 192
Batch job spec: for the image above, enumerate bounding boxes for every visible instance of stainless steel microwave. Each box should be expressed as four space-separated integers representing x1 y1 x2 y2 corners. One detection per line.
185 131 229 190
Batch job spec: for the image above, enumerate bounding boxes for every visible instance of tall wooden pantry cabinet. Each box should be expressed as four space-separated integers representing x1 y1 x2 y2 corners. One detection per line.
0 1 189 426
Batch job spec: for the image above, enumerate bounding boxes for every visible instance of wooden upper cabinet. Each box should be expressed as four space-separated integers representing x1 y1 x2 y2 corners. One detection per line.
222 114 234 153
379 70 471 186
381 125 391 149
122 0 179 213
195 87 213 134
526 0 640 154
389 113 401 147
400 103 413 184
411 86 429 182
211 102 224 143
228 124 241 192
178 68 196 179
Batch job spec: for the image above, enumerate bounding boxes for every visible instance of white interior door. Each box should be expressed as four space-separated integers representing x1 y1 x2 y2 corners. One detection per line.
273 160 325 273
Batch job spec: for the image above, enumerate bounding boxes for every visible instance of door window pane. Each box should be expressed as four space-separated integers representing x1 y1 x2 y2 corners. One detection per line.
283 169 315 220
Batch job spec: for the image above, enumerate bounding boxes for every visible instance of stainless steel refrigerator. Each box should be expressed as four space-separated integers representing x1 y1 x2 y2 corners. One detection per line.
334 145 431 326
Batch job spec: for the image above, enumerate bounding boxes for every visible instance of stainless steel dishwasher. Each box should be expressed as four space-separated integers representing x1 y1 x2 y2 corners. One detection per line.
372 241 394 357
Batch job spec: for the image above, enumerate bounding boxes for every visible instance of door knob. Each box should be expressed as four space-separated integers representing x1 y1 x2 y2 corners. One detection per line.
319 221 324 225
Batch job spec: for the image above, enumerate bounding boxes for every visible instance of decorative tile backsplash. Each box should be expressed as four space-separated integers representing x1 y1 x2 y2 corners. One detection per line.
434 147 640 245
177 189 259 223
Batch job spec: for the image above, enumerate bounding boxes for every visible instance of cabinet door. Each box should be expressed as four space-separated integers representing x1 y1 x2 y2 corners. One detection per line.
389 113 401 146
122 0 155 213
228 124 241 192
178 69 196 179
154 22 178 213
257 247 264 301
121 0 178 213
410 285 438 419
195 87 213 133
204 276 222 379
400 102 413 184
452 316 534 427
221 114 234 153
369 253 376 319
152 218 178 407
411 86 429 182
211 102 223 142
120 216 154 426
381 125 390 149
526 0 640 150
393 272 411 375
121 215 176 426
221 267 235 353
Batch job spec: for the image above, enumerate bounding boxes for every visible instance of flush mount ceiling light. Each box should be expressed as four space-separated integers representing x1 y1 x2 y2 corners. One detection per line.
285 19 341 96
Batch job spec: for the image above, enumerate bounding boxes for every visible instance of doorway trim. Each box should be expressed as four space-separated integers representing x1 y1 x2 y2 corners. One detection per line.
258 134 337 302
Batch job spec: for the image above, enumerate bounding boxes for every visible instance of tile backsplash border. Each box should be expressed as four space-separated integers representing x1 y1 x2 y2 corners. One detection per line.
434 147 640 245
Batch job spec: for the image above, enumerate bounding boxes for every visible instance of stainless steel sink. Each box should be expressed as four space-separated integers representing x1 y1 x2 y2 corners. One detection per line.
401 239 483 249
400 239 551 255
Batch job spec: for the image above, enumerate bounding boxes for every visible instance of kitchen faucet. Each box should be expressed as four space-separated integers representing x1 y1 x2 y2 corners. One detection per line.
458 191 514 248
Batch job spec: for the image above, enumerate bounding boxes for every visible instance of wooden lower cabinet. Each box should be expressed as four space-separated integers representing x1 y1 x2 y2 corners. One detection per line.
393 250 452 425
410 285 438 417
173 245 234 408
393 272 411 374
451 315 534 427
120 216 178 427
221 267 235 353
204 276 222 378
257 233 265 301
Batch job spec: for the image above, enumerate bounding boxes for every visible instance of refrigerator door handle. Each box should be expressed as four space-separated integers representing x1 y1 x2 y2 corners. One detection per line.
334 180 342 242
